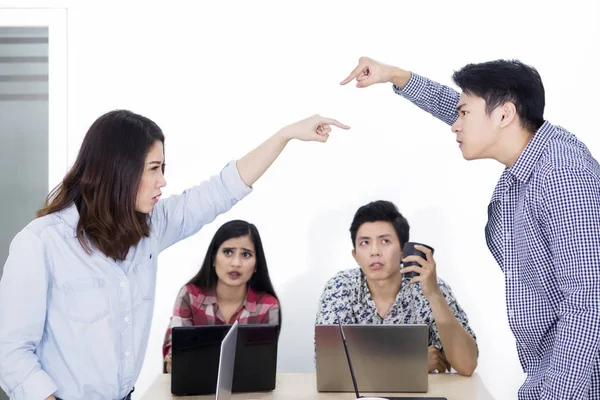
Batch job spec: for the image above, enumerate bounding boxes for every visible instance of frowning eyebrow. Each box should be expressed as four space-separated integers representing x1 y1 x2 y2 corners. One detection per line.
456 103 467 112
358 234 392 240
223 247 254 253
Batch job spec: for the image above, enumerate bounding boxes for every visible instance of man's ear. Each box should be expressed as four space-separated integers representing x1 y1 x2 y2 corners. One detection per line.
499 102 517 128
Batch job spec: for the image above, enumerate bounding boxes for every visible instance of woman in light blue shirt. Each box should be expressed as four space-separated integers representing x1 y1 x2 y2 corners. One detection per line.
0 110 349 400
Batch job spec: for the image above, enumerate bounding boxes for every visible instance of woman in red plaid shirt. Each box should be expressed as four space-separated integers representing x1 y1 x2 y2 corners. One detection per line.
162 219 280 372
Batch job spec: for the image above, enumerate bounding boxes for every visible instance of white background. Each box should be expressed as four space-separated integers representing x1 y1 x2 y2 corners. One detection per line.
1 1 599 399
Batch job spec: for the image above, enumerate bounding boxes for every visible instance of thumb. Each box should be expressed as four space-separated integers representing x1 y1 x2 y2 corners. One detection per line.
356 77 378 88
316 133 329 143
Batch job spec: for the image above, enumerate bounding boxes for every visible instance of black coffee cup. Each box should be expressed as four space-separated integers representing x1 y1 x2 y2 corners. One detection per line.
402 242 435 279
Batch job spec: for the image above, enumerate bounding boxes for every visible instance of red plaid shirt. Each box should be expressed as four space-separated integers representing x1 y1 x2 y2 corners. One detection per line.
162 284 279 358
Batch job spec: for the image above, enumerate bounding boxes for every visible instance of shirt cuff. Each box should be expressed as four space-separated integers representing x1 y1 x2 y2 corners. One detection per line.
9 369 58 400
222 160 253 201
392 72 428 101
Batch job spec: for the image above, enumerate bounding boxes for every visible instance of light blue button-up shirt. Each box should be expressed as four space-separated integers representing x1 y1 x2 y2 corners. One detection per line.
0 161 251 400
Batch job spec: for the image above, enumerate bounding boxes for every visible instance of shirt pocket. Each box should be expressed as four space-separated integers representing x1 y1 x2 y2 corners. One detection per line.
134 254 157 300
63 278 110 324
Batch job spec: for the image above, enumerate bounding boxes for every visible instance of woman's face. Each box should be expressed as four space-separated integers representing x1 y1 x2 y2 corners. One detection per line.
214 235 256 288
135 141 166 213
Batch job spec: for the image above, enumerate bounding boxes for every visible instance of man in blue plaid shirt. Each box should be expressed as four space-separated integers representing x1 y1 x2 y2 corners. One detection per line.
340 57 600 399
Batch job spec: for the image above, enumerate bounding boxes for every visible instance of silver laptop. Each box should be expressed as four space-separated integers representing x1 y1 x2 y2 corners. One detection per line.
215 320 239 400
315 324 428 393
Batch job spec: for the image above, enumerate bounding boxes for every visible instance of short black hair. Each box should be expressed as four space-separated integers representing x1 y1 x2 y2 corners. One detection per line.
349 200 410 248
452 59 545 133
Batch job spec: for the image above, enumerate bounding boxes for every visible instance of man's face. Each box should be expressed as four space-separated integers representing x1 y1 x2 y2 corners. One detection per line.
352 221 403 282
451 92 504 161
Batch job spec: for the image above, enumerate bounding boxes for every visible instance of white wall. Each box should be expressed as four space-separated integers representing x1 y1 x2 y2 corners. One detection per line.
2 1 599 399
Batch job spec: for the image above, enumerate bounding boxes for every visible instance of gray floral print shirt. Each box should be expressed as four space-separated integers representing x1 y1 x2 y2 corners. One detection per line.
315 268 477 355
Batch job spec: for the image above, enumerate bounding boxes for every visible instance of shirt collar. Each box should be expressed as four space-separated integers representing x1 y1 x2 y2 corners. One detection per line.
202 285 258 313
359 270 370 303
58 203 80 238
489 120 554 203
358 269 407 305
509 120 554 184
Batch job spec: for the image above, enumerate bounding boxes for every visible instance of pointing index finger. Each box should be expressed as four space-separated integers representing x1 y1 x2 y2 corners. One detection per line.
322 118 351 130
340 62 365 85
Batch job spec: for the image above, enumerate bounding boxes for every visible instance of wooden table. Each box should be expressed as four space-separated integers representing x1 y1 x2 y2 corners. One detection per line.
141 373 495 400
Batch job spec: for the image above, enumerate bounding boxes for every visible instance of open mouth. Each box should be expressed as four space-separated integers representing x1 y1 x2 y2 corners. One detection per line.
369 262 384 270
228 272 241 279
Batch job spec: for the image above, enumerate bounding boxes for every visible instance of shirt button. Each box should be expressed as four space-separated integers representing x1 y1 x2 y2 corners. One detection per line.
120 282 127 288
125 351 131 357
124 316 130 322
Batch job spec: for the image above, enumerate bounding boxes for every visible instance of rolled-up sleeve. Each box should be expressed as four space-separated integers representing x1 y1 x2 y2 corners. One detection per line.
154 160 252 252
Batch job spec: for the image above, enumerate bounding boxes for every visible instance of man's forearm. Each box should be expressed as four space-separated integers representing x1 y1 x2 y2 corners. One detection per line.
427 290 478 376
389 67 412 89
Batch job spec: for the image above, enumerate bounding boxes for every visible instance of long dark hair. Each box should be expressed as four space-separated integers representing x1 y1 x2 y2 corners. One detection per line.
188 220 281 329
37 110 165 261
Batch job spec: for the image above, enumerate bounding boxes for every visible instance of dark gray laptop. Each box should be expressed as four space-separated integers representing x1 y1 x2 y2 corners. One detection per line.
337 322 447 400
315 324 429 393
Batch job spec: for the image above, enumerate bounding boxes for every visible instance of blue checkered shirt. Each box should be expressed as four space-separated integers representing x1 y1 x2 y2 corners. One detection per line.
393 73 600 399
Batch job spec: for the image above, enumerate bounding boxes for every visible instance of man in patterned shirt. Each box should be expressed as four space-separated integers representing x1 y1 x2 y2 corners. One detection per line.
340 57 600 399
315 200 478 376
